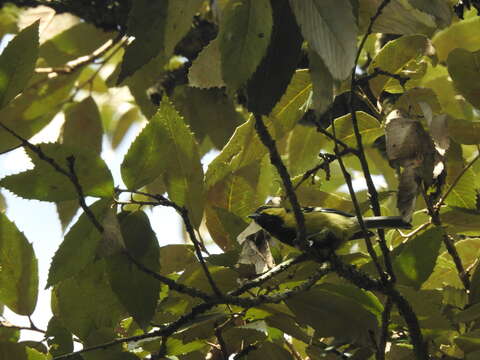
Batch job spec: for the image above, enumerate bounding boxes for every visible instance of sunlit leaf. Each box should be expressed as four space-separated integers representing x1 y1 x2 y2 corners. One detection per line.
447 48 480 109
0 143 114 201
393 227 444 289
0 72 79 153
368 34 429 96
39 22 112 67
0 20 38 108
62 96 103 155
444 142 477 210
0 213 38 315
326 111 382 148
433 16 480 62
122 98 204 227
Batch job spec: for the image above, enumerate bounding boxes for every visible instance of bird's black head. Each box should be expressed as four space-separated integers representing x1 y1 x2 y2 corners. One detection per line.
249 207 296 246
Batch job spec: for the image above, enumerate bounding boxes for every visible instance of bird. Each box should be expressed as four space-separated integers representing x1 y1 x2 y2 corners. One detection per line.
248 206 412 251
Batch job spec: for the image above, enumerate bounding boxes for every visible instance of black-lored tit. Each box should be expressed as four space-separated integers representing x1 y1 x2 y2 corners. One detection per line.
249 206 411 250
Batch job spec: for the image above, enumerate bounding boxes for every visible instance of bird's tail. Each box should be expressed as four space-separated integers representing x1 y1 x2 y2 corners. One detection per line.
363 216 412 229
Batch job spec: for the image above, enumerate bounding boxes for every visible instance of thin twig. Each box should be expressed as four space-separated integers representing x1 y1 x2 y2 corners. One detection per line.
349 0 395 282
331 119 384 278
358 68 410 88
0 320 46 334
443 233 470 290
285 339 302 360
377 298 392 360
253 114 306 247
35 33 125 75
214 323 229 360
294 148 354 190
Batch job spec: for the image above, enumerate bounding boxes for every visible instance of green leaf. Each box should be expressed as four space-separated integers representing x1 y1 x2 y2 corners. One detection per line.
447 118 480 145
46 317 73 357
245 0 303 115
0 213 38 315
286 283 381 345
426 238 480 290
164 338 206 357
361 0 443 36
444 142 477 210
0 143 114 201
286 119 326 177
222 326 267 352
159 244 196 275
117 0 168 83
122 98 204 227
290 0 357 80
188 38 224 89
118 0 203 82
326 111 383 148
441 208 480 234
111 107 142 149
53 260 125 341
270 69 311 135
205 157 272 250
0 323 19 342
62 96 103 154
178 264 238 296
367 34 429 96
248 341 293 360
0 342 46 360
55 200 79 232
0 20 38 108
47 199 113 287
447 48 480 109
0 5 19 39
172 86 243 150
39 22 112 67
124 54 165 119
455 330 480 354
107 211 160 328
433 16 480 62
393 227 444 289
455 302 480 323
219 0 273 90
395 286 452 330
0 72 79 153
308 49 334 114
469 259 480 305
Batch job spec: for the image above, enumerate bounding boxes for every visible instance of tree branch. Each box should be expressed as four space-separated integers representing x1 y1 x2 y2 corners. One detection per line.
253 114 306 248
349 0 395 281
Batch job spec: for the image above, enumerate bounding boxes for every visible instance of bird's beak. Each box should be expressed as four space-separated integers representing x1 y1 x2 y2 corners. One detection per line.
248 213 260 220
